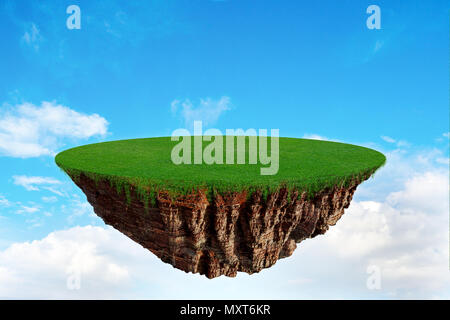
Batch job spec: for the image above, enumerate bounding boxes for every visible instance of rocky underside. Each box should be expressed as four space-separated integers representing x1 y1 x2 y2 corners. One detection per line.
72 174 363 279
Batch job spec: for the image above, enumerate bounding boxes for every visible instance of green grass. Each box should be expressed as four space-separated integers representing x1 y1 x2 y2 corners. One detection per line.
55 136 386 203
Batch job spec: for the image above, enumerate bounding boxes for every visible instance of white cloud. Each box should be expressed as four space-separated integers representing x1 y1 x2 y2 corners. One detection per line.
42 196 58 203
171 96 231 127
66 200 95 224
0 226 135 299
386 171 448 214
355 146 448 203
381 135 396 143
396 140 411 148
302 134 341 142
374 40 384 53
299 143 449 298
170 99 180 114
0 101 108 158
443 132 450 139
0 195 11 207
16 205 39 214
351 172 448 296
13 175 62 191
43 187 66 197
302 134 329 141
21 23 42 51
273 158 448 299
436 157 450 165
287 277 314 286
381 136 410 148
25 217 43 228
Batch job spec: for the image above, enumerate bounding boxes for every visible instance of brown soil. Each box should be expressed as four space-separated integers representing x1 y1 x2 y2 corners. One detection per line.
72 174 362 278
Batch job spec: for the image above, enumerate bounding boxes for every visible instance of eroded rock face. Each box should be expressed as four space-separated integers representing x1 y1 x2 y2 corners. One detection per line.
72 174 361 278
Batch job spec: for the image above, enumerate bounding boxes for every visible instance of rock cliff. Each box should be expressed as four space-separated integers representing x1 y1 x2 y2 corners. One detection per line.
72 174 362 278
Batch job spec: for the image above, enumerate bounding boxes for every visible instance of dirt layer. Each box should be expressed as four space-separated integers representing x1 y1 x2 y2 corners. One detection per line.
72 174 363 278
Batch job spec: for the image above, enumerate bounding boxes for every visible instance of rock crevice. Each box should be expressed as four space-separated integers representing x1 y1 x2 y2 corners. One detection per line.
73 174 360 278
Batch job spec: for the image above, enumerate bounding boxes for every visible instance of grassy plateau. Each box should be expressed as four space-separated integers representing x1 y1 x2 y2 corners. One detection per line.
55 137 386 204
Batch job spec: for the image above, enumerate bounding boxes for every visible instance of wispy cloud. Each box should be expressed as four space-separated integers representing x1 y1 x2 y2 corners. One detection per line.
302 134 329 141
171 96 231 128
21 23 43 51
302 134 341 142
13 175 62 192
0 101 109 158
16 205 40 214
66 200 95 224
373 39 384 53
0 195 11 207
41 196 58 203
381 135 396 143
380 135 410 148
25 217 44 228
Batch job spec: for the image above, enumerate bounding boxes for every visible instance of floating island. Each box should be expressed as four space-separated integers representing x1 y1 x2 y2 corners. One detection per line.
55 137 385 279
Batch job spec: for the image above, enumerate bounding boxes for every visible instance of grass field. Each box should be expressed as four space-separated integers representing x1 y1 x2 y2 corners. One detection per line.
55 137 386 203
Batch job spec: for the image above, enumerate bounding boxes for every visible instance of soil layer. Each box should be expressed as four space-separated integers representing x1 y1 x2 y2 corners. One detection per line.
72 173 363 278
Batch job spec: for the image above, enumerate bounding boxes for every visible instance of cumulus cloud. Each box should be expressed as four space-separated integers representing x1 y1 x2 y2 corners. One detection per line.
0 101 108 158
0 224 301 299
342 171 448 297
275 158 449 299
301 144 449 298
386 171 447 214
0 226 137 299
171 96 231 127
13 175 62 191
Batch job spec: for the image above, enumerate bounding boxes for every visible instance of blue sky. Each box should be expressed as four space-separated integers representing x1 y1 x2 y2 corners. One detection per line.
0 0 449 299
